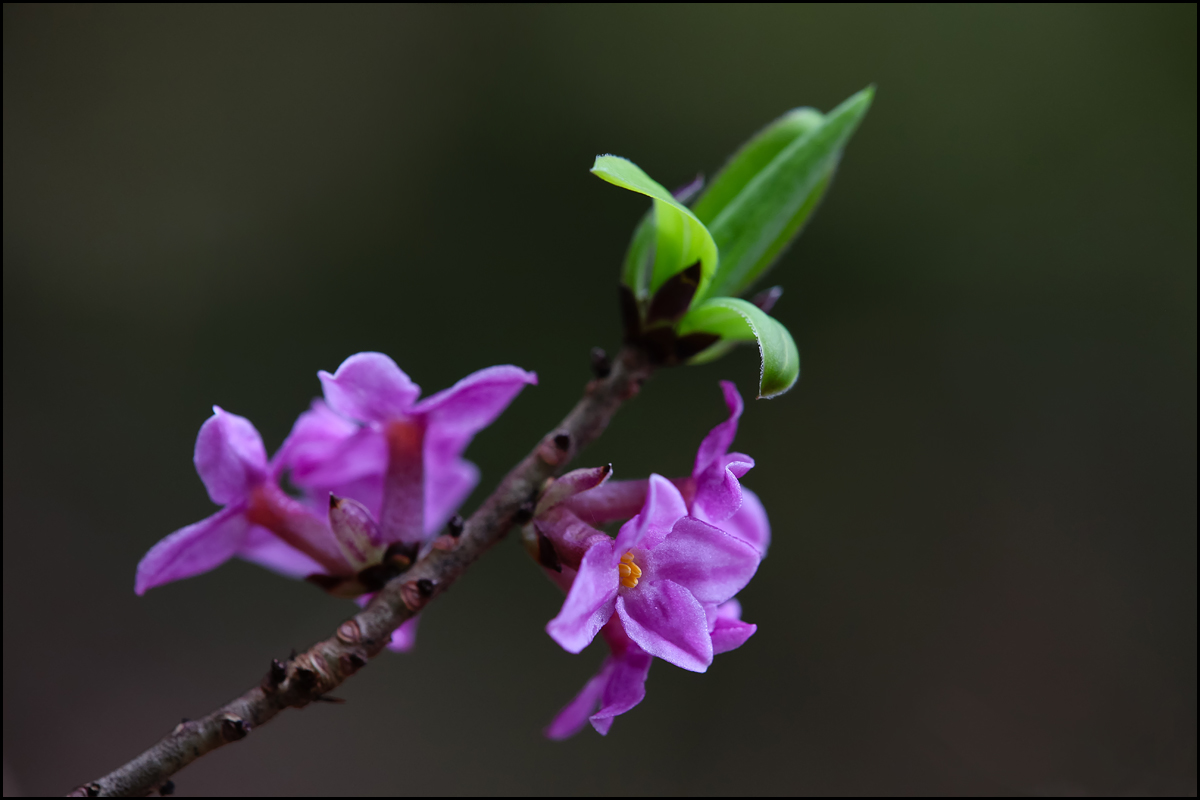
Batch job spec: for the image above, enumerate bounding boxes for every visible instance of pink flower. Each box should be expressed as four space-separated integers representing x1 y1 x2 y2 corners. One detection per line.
545 473 760 671
135 407 343 595
534 381 766 737
545 597 754 739
135 354 536 613
285 352 537 543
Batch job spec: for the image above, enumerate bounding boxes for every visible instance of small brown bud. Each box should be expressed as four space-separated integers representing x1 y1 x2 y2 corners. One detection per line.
220 714 250 741
293 666 318 692
262 658 287 691
400 578 435 610
590 347 612 378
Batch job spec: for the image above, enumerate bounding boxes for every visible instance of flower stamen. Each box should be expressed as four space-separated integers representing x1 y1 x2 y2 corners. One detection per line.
618 551 642 589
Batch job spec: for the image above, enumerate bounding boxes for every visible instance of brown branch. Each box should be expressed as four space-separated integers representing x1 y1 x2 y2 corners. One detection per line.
71 346 654 798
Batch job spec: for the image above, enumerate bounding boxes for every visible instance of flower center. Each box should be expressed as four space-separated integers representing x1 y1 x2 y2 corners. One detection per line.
618 551 642 589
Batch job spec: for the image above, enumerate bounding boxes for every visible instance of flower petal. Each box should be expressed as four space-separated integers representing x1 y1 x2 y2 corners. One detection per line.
723 486 771 555
273 400 360 479
646 516 761 605
613 474 688 559
194 407 269 505
410 364 538 433
424 457 478 537
238 524 326 580
616 579 713 673
711 617 757 655
591 647 654 732
692 380 743 479
692 461 744 524
135 506 250 594
546 540 618 654
318 352 420 424
289 425 388 491
386 615 421 653
563 477 651 525
545 660 611 741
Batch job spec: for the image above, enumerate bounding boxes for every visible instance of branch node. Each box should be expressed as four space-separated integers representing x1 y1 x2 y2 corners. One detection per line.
158 779 176 796
514 499 535 524
401 578 435 610
447 514 465 537
262 658 287 692
339 650 368 676
220 714 250 742
336 620 362 646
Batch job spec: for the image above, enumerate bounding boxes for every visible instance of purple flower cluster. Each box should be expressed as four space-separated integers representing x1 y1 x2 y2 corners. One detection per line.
136 353 537 649
533 381 768 738
137 354 769 731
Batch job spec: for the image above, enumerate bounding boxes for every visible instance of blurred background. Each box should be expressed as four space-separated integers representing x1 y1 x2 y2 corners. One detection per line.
3 5 1195 796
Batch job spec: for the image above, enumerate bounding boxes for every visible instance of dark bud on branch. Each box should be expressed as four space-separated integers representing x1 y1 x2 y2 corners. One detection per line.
220 715 250 742
590 347 612 378
262 658 287 691
447 514 465 537
159 780 176 796
401 578 436 610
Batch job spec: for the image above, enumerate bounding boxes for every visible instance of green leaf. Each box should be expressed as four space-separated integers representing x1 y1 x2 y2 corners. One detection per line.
691 107 825 224
699 86 874 300
678 297 800 398
593 155 719 301
621 209 656 297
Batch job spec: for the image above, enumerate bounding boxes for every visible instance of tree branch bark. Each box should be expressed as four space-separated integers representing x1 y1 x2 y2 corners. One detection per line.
71 346 653 798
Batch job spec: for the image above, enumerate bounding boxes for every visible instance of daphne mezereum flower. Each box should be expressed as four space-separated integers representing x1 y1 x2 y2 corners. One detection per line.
282 352 537 545
543 385 763 674
134 406 349 595
544 597 754 739
531 381 763 736
135 355 536 609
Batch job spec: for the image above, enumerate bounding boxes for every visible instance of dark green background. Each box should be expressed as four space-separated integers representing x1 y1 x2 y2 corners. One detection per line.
3 5 1195 796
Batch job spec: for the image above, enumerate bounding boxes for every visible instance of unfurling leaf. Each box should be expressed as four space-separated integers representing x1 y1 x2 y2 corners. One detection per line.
678 298 800 398
592 155 719 302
